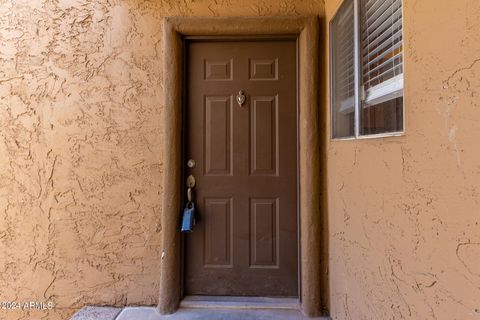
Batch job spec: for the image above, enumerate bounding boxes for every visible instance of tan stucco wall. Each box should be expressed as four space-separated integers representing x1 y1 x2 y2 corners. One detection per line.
0 1 324 320
325 0 480 319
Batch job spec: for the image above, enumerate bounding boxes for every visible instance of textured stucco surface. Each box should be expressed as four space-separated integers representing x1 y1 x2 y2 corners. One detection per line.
325 0 480 319
0 1 324 320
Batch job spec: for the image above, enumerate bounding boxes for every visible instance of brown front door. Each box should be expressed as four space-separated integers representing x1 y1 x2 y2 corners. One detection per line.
184 39 298 297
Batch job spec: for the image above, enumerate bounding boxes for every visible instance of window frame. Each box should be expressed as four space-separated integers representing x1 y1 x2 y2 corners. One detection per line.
329 0 406 141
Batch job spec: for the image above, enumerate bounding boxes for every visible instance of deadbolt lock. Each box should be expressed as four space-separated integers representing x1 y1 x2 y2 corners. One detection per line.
187 159 196 168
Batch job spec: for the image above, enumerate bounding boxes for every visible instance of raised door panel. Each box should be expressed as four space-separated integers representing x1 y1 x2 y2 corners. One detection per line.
249 58 278 80
204 198 233 268
250 96 278 176
205 59 233 81
204 96 233 176
249 198 279 268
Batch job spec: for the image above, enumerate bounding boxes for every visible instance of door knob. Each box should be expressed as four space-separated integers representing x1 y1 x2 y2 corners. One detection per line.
186 174 196 188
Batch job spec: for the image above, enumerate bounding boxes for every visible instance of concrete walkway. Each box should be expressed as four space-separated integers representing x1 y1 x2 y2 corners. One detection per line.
70 306 330 320
70 306 122 320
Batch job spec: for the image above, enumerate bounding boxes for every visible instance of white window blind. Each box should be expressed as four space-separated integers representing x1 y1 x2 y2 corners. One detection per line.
361 0 403 106
331 0 356 138
332 2 355 114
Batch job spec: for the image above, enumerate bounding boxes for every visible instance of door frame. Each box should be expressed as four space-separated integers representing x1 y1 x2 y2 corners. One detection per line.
160 16 327 317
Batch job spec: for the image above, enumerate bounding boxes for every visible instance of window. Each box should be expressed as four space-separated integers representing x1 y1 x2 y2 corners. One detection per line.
331 0 404 139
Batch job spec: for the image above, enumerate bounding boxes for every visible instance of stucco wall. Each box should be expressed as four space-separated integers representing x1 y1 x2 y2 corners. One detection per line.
325 0 480 319
0 1 324 319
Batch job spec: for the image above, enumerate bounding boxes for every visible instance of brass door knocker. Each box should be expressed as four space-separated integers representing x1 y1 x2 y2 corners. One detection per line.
236 90 246 107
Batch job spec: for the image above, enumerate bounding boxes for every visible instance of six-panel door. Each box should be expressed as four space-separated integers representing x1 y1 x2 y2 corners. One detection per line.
184 40 298 297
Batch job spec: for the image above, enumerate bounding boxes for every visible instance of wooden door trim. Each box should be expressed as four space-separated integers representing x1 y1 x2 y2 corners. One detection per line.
160 16 327 317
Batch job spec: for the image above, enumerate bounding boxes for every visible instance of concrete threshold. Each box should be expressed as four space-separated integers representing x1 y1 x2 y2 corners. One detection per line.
180 295 301 310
